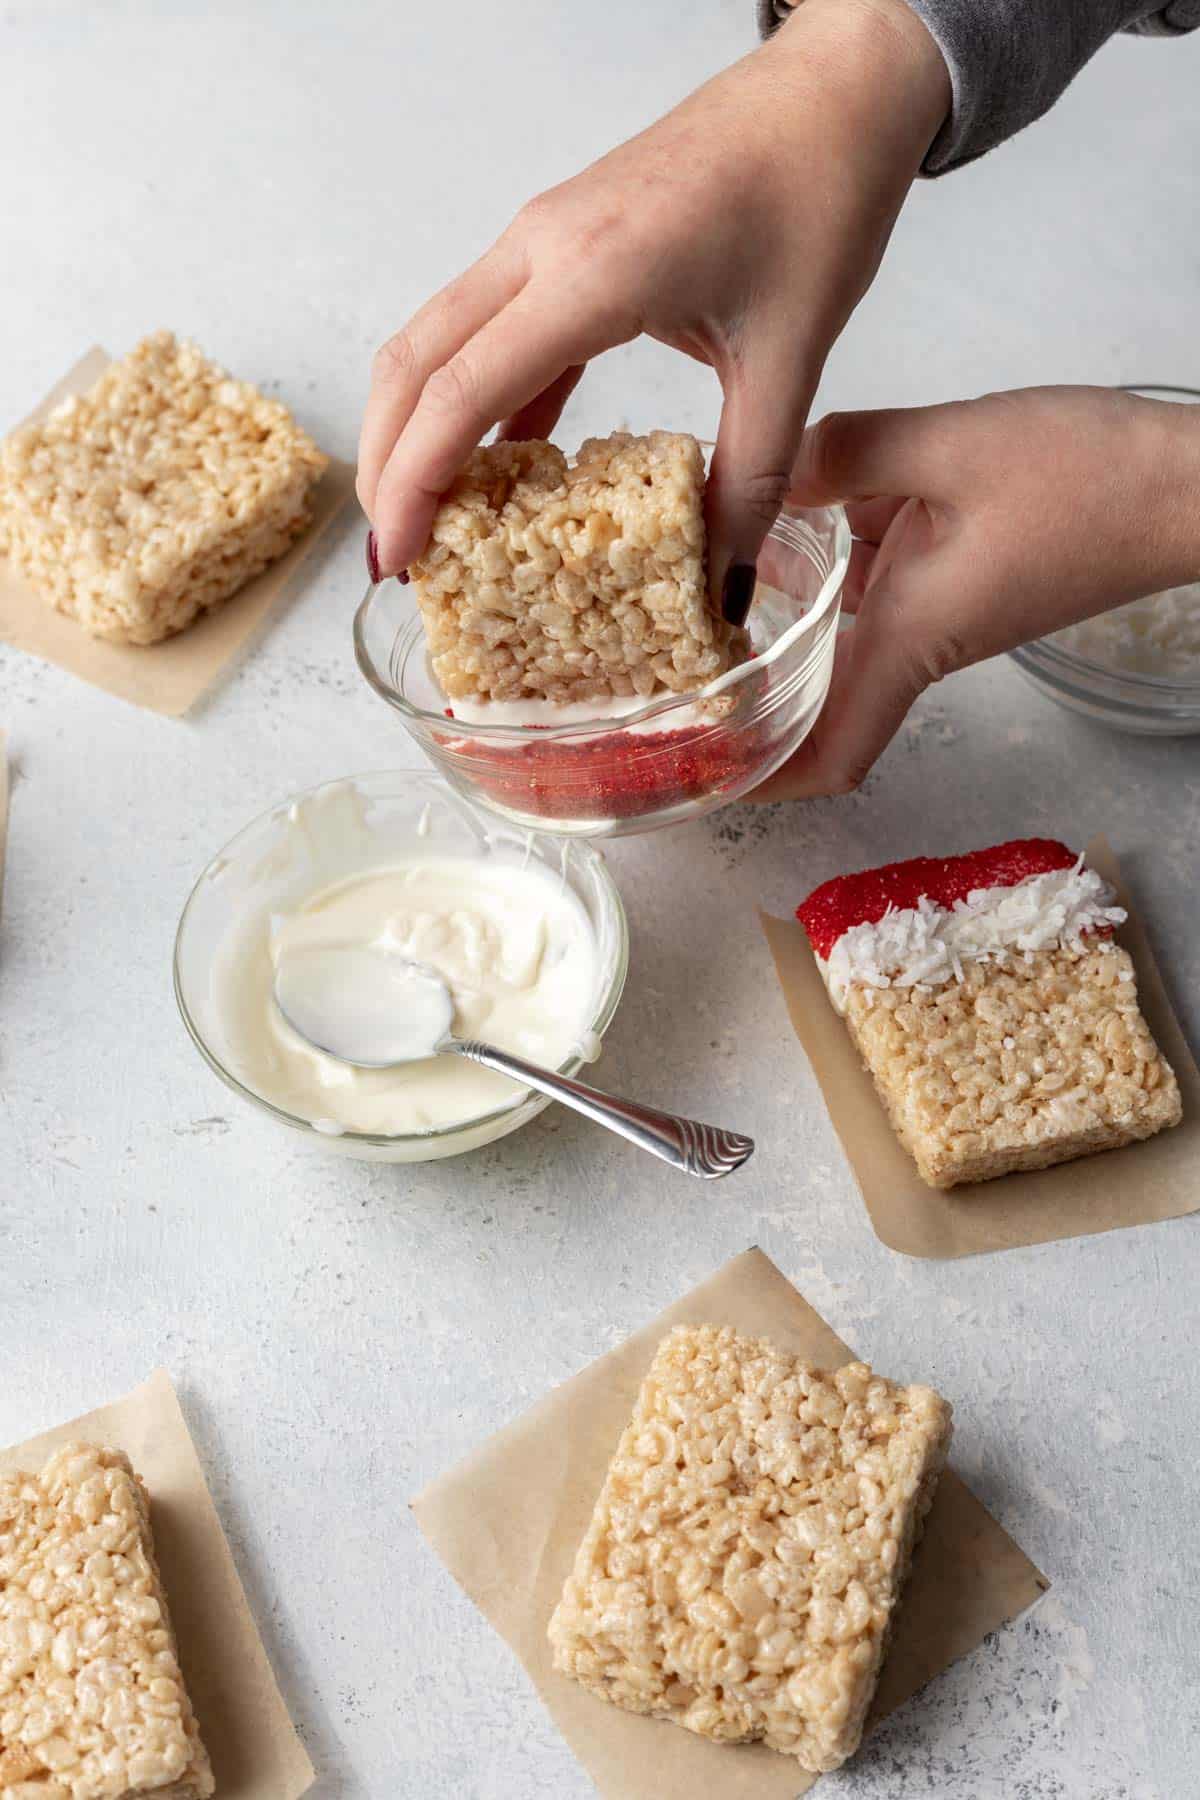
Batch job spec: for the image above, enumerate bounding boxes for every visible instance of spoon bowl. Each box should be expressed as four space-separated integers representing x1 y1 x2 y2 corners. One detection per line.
274 944 455 1067
273 945 754 1180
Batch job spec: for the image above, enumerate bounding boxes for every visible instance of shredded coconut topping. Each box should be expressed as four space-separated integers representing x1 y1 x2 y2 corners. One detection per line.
820 863 1126 1011
1051 580 1200 677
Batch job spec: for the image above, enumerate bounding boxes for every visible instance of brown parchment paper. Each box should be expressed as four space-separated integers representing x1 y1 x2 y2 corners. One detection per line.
0 1370 314 1800
0 348 357 716
411 1247 1047 1800
761 835 1200 1260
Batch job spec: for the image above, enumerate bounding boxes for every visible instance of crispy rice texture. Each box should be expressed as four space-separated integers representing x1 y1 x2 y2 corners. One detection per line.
0 1444 214 1799
844 942 1181 1188
409 431 749 703
0 331 327 646
548 1324 952 1774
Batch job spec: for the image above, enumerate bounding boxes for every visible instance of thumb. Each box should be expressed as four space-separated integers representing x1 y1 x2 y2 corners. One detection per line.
706 353 815 627
789 403 956 509
749 498 944 800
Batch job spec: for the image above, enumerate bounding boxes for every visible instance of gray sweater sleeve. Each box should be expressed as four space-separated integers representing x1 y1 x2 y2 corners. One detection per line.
757 1 1200 173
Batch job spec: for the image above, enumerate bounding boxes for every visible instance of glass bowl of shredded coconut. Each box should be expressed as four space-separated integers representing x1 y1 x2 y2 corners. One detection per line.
1009 386 1200 735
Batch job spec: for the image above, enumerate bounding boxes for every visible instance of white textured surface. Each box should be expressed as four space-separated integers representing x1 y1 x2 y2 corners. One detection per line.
1 5 1198 1797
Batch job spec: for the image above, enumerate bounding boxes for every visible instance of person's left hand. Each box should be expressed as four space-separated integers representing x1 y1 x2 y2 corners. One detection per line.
356 0 950 609
751 385 1200 800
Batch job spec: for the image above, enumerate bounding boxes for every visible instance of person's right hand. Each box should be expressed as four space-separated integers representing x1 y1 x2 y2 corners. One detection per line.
357 0 949 615
752 385 1200 801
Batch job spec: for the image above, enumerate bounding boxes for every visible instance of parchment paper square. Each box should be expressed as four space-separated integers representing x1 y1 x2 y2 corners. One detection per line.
1 1370 314 1800
412 1248 1047 1799
761 836 1200 1259
0 348 356 716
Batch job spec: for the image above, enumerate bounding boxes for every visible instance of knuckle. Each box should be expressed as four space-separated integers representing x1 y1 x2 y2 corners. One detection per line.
803 411 857 495
422 357 479 423
510 186 636 301
797 727 873 799
830 757 871 796
595 219 639 276
572 211 623 265
515 184 624 266
512 186 564 243
907 625 970 688
372 329 419 389
739 469 791 528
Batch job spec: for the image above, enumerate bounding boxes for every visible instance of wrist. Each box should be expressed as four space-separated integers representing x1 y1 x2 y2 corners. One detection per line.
770 0 950 171
1135 397 1200 590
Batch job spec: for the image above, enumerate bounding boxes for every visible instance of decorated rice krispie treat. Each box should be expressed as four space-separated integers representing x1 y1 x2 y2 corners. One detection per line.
799 838 1181 1189
410 431 748 704
0 332 328 646
0 1443 214 1798
548 1324 952 1775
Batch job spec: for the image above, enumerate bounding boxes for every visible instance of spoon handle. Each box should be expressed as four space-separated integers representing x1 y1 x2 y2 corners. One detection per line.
447 1041 754 1180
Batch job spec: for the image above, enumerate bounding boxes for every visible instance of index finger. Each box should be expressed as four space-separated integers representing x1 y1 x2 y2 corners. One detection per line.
372 284 632 574
357 247 525 520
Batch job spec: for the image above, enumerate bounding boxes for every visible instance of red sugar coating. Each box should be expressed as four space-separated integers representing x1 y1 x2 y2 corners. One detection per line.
797 838 1078 959
435 717 770 821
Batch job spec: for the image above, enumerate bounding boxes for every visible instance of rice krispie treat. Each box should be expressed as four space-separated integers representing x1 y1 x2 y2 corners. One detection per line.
0 332 328 646
549 1324 952 1774
799 838 1181 1189
0 1443 214 1799
410 431 748 703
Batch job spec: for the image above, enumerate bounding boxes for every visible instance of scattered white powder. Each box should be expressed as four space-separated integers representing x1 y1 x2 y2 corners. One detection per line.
1051 581 1200 677
1027 1475 1072 1520
1035 1594 1096 1723
820 864 1125 1011
1094 1392 1128 1449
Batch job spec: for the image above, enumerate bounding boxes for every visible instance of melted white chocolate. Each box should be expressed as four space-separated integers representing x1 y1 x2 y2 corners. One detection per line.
214 834 600 1136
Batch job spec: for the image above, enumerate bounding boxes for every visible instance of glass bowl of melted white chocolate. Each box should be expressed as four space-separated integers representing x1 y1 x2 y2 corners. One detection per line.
174 772 628 1160
1010 386 1200 736
354 502 850 837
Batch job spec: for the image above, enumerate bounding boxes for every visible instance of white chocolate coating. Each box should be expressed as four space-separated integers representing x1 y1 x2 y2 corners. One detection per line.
213 805 601 1135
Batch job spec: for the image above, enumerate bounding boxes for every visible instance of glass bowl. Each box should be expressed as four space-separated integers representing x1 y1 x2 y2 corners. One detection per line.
353 504 850 837
1009 385 1200 736
174 771 629 1162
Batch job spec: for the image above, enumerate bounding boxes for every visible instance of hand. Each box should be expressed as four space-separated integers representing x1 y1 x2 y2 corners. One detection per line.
357 0 949 609
753 386 1200 800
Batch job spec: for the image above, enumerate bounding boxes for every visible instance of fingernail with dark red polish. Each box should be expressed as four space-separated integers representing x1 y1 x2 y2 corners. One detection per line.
722 562 757 627
396 568 410 586
365 530 381 585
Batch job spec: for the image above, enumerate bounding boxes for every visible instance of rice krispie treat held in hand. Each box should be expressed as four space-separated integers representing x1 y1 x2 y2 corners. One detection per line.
0 1443 214 1799
799 839 1181 1189
409 431 749 704
549 1324 951 1775
0 332 328 647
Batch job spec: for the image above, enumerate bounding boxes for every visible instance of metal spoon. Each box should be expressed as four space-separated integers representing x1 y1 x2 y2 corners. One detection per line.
273 945 754 1180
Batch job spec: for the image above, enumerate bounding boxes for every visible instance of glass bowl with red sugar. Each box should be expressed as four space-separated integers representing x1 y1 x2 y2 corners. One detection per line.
354 503 850 838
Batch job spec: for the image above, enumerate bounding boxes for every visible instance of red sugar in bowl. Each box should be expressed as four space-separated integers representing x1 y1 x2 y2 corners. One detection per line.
433 712 776 826
354 504 851 838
